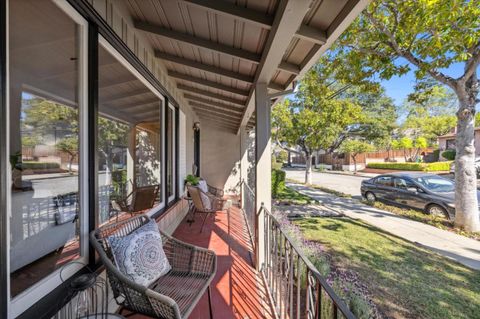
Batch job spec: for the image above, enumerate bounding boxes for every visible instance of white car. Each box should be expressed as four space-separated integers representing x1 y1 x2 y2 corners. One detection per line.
450 158 480 177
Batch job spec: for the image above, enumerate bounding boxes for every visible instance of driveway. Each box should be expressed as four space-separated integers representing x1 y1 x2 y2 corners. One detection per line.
285 182 480 270
284 168 369 197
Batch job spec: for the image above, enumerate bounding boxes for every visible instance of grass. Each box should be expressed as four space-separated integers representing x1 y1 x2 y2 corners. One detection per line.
295 217 480 319
367 201 480 241
285 178 352 198
274 185 315 205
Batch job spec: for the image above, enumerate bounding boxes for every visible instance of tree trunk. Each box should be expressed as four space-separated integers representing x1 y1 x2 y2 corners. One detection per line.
352 155 357 174
68 155 74 174
454 87 480 232
104 153 113 185
305 154 313 185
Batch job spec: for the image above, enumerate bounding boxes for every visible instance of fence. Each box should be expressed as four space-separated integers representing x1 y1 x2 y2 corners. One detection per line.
260 205 356 319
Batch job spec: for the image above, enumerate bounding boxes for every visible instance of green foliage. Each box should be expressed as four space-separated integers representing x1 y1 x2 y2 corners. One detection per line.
274 186 314 205
56 137 78 156
277 150 288 163
185 174 200 186
340 140 375 155
432 149 440 162
271 169 286 198
442 149 456 161
21 162 60 170
366 162 451 171
273 66 363 160
423 162 452 172
398 137 413 150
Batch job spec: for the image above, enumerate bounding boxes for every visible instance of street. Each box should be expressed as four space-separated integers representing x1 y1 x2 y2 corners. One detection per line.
284 168 369 197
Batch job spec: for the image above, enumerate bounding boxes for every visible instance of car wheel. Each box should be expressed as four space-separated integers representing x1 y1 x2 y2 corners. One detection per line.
426 204 448 218
365 192 376 203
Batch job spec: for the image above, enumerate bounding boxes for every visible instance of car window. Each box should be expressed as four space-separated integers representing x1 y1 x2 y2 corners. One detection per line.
376 176 393 187
394 178 415 190
413 175 454 192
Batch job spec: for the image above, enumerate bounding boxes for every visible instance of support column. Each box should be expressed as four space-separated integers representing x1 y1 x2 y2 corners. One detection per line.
126 124 137 192
240 126 248 208
255 83 271 270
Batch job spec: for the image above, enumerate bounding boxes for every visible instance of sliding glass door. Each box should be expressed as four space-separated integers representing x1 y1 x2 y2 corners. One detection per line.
7 0 88 316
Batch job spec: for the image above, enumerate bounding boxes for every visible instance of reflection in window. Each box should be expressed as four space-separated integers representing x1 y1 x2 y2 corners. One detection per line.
167 106 175 201
98 44 163 225
9 0 83 297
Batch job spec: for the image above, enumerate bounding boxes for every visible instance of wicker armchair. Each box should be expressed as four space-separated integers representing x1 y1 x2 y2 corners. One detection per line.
111 184 160 219
90 215 217 319
187 185 227 233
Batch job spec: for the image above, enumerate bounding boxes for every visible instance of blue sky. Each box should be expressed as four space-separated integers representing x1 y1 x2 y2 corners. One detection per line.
381 61 466 106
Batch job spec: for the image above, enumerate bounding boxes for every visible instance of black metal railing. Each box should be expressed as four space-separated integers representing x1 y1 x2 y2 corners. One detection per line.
260 204 356 319
240 179 256 250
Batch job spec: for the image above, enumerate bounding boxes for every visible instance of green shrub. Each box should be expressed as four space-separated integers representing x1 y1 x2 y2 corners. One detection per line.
271 169 286 198
424 161 452 171
432 149 440 162
366 162 424 171
442 149 456 160
367 162 451 172
21 161 60 170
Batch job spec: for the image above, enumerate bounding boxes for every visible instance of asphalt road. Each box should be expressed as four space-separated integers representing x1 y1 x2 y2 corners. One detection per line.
284 168 369 197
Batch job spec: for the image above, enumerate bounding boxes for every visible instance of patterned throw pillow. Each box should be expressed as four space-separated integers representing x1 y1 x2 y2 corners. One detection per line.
198 180 209 193
108 219 171 287
200 191 212 210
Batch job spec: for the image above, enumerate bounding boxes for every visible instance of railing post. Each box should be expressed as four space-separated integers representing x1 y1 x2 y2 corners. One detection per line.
255 82 271 271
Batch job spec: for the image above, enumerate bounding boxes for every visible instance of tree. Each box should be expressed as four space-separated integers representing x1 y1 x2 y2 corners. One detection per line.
398 137 414 162
273 67 362 184
22 96 129 183
339 140 375 174
56 137 78 174
402 78 457 143
330 0 480 231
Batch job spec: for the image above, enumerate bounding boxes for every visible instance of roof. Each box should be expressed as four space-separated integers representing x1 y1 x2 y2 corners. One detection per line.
438 127 480 139
121 0 369 133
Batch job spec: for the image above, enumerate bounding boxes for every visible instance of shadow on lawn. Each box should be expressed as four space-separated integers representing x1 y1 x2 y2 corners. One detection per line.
296 217 480 319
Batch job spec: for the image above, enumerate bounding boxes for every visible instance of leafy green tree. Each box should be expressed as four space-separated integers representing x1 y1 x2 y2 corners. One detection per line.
273 68 362 184
398 137 414 162
22 96 129 183
330 0 480 231
402 79 457 143
56 137 78 174
339 140 375 174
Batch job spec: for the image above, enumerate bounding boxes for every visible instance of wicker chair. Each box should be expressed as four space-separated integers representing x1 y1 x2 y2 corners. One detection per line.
90 215 217 319
187 185 227 233
111 184 160 218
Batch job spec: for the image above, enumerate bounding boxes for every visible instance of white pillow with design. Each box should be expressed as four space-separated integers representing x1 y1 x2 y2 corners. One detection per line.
108 219 171 287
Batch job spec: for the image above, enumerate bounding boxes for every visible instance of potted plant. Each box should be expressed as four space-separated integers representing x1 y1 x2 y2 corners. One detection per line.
184 174 200 197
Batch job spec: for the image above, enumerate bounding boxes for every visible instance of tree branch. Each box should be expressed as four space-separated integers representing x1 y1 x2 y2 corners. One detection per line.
364 11 457 90
461 39 480 84
275 135 302 155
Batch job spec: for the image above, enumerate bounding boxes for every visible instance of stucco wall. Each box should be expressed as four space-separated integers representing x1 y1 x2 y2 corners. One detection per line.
200 125 241 194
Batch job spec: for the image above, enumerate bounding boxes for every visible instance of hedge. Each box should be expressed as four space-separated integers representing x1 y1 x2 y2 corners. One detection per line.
367 162 452 172
442 149 456 161
272 169 286 198
21 161 60 170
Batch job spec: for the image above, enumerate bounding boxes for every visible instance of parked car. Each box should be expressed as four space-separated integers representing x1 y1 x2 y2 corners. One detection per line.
450 158 480 177
360 172 480 220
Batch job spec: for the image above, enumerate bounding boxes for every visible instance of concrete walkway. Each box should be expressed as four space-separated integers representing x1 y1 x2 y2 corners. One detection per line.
286 182 480 270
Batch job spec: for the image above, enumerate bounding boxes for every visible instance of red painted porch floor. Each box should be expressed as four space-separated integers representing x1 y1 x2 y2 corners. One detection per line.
125 204 274 319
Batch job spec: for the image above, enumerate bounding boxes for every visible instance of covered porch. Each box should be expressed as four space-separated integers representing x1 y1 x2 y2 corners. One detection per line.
0 0 369 318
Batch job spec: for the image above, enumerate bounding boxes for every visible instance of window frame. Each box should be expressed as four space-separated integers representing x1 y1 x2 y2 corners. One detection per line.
167 102 176 203
6 1 90 317
98 35 167 213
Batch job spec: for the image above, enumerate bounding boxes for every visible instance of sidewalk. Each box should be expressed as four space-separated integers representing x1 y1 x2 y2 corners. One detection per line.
286 182 480 270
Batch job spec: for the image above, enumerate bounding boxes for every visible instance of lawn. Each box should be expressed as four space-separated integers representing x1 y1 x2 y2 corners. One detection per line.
274 184 314 205
295 217 480 319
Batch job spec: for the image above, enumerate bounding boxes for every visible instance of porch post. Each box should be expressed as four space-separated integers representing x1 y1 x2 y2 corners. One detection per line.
240 125 248 208
127 124 136 191
255 82 271 271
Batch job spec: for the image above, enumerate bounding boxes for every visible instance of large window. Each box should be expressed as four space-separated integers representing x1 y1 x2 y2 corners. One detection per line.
97 40 164 225
8 0 88 313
